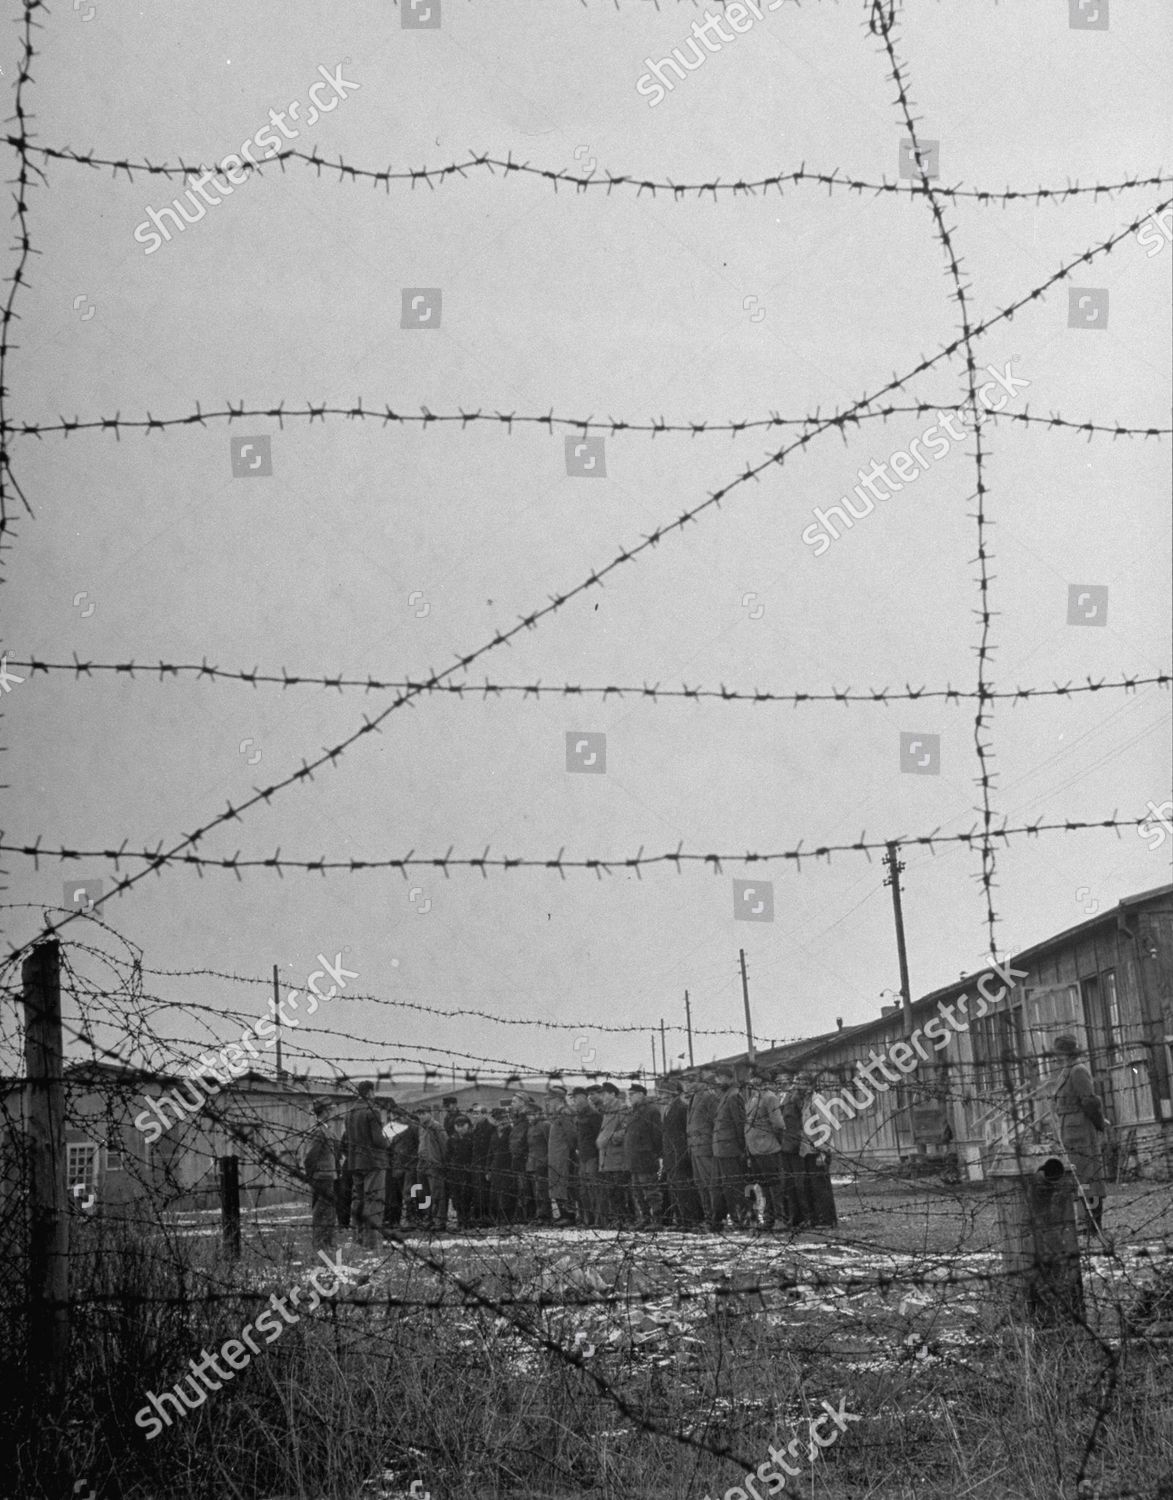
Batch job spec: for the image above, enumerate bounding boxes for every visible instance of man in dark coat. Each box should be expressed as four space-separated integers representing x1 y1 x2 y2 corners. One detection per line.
1049 1033 1108 1232
417 1103 449 1233
710 1065 749 1232
386 1106 418 1231
526 1103 552 1223
657 1074 702 1227
796 1072 838 1229
685 1070 719 1227
775 1066 806 1228
333 1127 353 1230
470 1105 496 1224
624 1083 663 1229
489 1106 516 1223
345 1081 389 1249
447 1114 476 1230
572 1087 604 1226
508 1097 533 1221
304 1099 338 1252
546 1086 578 1225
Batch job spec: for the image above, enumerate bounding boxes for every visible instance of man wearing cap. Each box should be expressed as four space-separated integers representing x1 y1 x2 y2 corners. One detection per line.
304 1099 338 1252
710 1065 749 1231
744 1069 788 1233
508 1096 533 1222
796 1072 838 1229
572 1087 604 1227
417 1101 449 1234
775 1066 806 1229
345 1081 389 1249
468 1105 495 1225
526 1100 552 1224
441 1095 460 1139
447 1114 476 1231
596 1082 630 1228
386 1101 419 1232
546 1085 578 1227
1049 1033 1108 1233
657 1074 702 1228
686 1070 720 1228
624 1083 663 1230
486 1106 513 1223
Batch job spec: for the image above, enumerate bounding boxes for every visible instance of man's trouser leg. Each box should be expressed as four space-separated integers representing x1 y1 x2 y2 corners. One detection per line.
349 1173 365 1238
423 1169 447 1230
383 1169 405 1228
311 1175 337 1251
577 1160 600 1224
712 1156 746 1228
750 1152 786 1227
492 1168 513 1222
512 1158 531 1219
691 1154 717 1224
360 1169 384 1248
631 1171 661 1224
529 1168 551 1220
670 1160 704 1224
779 1152 803 1225
335 1169 351 1229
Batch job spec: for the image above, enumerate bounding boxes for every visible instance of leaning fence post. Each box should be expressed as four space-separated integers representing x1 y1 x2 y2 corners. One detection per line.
22 938 70 1399
218 1153 241 1259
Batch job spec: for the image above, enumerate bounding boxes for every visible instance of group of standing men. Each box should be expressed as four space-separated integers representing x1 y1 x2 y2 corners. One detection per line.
303 1064 838 1251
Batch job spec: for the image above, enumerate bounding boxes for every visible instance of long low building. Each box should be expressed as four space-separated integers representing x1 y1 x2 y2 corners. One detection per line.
698 882 1173 1181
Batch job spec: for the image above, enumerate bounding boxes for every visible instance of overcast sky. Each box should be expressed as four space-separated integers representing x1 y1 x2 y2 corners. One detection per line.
4 0 1170 1085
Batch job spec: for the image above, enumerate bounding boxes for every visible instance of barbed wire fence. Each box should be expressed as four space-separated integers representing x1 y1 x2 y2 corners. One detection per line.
1 0 1171 1495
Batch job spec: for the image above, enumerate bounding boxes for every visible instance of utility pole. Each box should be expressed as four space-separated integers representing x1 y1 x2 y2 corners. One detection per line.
739 948 755 1063
650 1033 657 1082
22 939 69 1399
659 1019 667 1075
883 844 914 1037
684 989 694 1068
271 964 283 1081
883 841 919 1151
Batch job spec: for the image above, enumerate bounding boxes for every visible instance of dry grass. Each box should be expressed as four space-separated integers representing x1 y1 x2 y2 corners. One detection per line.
3 1180 1172 1499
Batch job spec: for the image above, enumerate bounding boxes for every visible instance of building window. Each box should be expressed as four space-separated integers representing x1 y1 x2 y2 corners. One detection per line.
67 1142 99 1200
1100 970 1120 1063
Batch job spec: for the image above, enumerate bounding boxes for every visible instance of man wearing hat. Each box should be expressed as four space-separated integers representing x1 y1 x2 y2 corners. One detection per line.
345 1081 389 1249
526 1100 552 1224
304 1098 338 1252
385 1100 419 1233
744 1068 788 1233
624 1083 663 1229
487 1106 515 1223
572 1087 604 1226
508 1096 533 1222
441 1095 460 1138
1049 1033 1108 1233
469 1105 496 1225
657 1074 702 1228
775 1066 806 1229
710 1064 749 1231
546 1085 578 1226
596 1082 630 1227
685 1070 720 1228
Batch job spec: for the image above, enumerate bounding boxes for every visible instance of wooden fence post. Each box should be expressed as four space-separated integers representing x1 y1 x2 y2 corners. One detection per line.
992 1154 1084 1325
218 1154 241 1258
22 938 70 1397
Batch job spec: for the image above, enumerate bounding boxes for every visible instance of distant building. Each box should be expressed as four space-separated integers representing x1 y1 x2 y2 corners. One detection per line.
0 1063 564 1217
0 1063 348 1215
695 883 1173 1180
